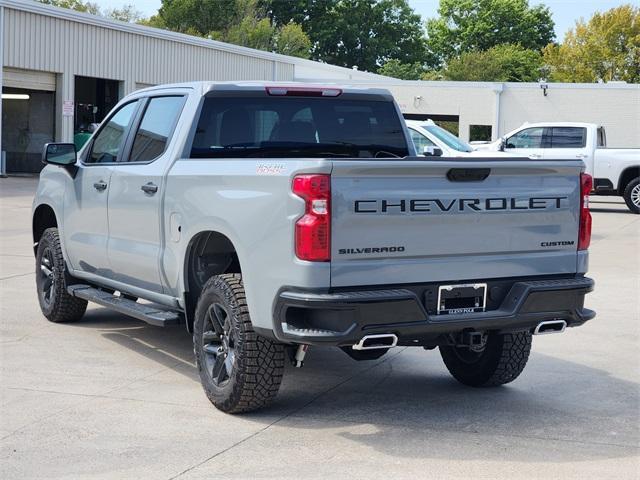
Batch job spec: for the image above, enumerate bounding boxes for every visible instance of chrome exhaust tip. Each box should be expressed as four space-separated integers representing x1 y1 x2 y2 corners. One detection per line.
352 334 398 351
533 320 567 335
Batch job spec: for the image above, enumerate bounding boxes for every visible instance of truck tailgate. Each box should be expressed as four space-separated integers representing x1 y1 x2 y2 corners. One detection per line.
330 159 583 287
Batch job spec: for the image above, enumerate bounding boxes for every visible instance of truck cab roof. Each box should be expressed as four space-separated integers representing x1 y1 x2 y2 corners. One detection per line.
132 81 396 101
512 121 602 131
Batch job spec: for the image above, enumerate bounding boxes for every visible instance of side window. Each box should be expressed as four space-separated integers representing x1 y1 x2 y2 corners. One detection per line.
550 127 586 148
127 96 185 163
409 129 435 153
506 127 545 149
597 127 606 147
87 101 139 164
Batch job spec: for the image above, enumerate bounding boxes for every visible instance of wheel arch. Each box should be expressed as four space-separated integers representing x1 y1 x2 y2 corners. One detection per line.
182 230 242 332
32 204 59 255
618 166 640 194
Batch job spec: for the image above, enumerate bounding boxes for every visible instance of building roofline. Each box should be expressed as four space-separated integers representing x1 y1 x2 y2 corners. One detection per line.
1 0 293 63
1 0 388 81
131 80 391 91
339 78 640 90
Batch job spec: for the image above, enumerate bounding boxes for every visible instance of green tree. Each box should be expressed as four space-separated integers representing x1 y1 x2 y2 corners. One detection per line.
264 0 427 72
104 5 144 23
434 44 543 81
149 0 239 36
377 59 425 79
39 0 143 22
543 5 640 83
225 17 276 51
147 0 312 57
262 0 325 26
426 0 555 66
38 0 100 15
275 23 312 58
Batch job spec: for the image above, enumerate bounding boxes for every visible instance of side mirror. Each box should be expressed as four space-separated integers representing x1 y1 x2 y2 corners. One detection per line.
423 146 443 157
499 138 506 151
43 143 77 166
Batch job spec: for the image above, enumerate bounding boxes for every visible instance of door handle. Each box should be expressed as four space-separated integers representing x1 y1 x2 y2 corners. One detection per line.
575 153 588 159
141 182 158 194
529 153 541 159
93 181 107 191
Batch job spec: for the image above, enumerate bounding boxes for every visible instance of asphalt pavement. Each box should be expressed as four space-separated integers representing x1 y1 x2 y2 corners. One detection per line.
1 176 639 479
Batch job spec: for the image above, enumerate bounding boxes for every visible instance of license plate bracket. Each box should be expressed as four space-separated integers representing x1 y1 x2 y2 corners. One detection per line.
437 283 487 315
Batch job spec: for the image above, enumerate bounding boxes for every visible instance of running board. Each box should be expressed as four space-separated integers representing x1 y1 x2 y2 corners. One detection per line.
68 285 182 327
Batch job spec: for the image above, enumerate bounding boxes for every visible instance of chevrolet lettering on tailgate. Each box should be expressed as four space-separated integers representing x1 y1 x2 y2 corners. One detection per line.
354 196 568 213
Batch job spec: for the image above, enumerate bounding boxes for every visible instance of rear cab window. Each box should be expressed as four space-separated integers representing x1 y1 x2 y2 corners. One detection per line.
190 91 409 159
549 127 587 148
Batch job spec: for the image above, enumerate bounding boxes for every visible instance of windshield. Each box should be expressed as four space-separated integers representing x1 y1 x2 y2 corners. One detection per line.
191 96 409 158
422 124 473 152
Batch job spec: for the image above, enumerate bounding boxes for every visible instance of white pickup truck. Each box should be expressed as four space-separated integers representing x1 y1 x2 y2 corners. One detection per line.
474 122 640 213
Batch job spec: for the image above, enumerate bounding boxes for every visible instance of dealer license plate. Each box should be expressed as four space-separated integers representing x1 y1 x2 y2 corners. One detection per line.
437 283 487 315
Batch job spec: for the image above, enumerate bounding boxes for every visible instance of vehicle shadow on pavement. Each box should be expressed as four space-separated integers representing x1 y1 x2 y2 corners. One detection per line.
590 199 625 204
75 307 640 463
590 207 633 214
77 308 197 376
589 199 633 214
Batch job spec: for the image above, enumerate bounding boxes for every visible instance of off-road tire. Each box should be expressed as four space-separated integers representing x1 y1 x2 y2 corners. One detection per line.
439 331 532 387
622 177 640 214
35 228 87 323
193 274 285 413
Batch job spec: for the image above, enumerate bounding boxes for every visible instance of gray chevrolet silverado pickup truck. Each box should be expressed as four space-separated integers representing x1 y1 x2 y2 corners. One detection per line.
33 82 595 413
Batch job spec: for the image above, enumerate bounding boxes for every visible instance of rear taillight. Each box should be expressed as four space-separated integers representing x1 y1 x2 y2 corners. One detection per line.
292 174 331 262
579 173 593 250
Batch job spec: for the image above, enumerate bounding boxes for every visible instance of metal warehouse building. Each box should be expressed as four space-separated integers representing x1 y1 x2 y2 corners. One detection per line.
0 0 382 173
1 0 639 174
370 80 640 146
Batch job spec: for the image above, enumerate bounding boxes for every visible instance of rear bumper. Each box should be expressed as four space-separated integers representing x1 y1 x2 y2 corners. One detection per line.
270 276 595 346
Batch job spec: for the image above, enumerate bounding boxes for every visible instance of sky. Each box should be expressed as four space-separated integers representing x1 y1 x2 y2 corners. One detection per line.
409 0 633 40
96 0 634 41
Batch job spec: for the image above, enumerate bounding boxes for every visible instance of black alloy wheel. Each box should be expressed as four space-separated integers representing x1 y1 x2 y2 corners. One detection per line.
201 302 236 387
38 246 56 309
35 228 87 323
193 274 285 413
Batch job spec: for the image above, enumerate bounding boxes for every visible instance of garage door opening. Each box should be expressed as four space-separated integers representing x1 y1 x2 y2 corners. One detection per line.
470 125 493 142
2 87 55 173
74 76 121 148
